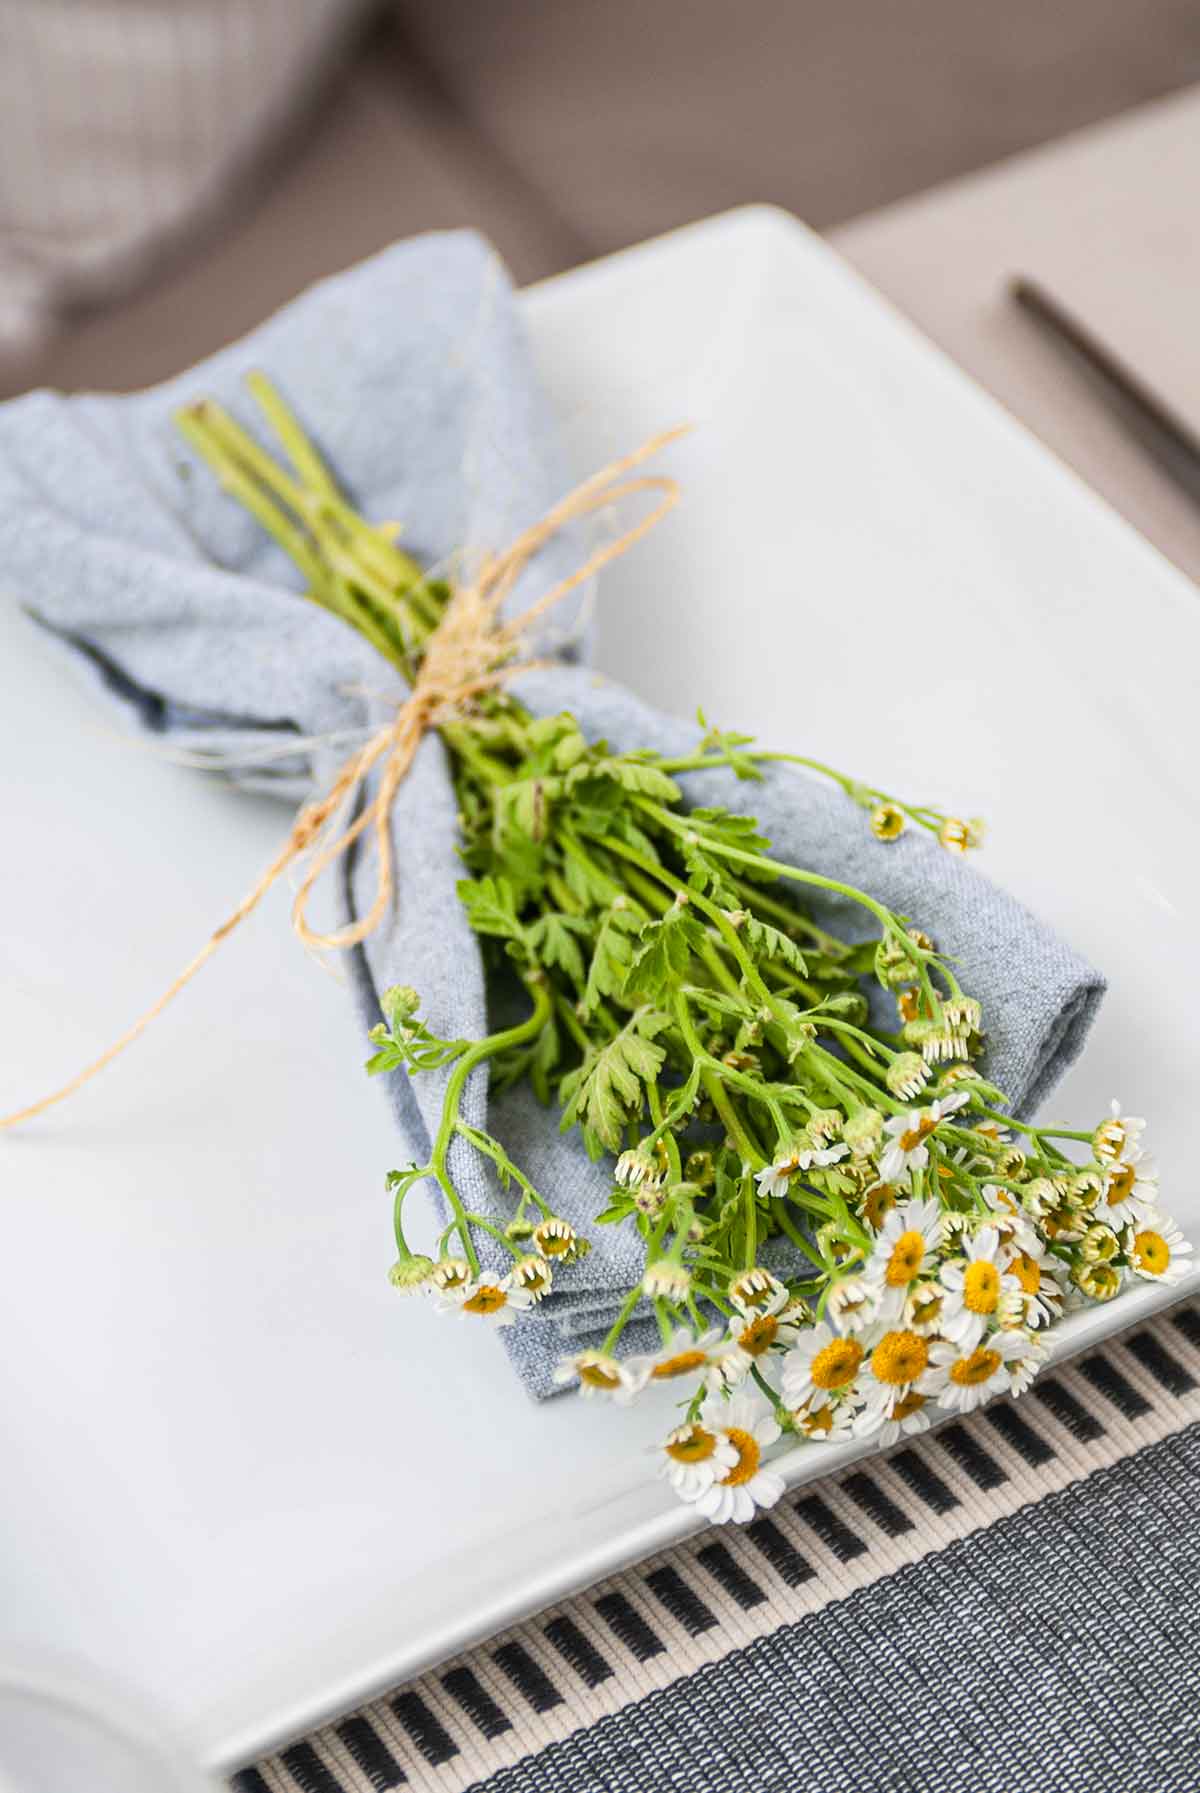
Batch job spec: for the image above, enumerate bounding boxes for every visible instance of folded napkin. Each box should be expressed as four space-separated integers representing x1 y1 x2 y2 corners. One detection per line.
0 230 1106 1397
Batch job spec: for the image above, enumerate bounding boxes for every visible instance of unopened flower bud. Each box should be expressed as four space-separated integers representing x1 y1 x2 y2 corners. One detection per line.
843 1107 884 1158
886 1053 929 1100
388 1254 435 1294
381 985 421 1030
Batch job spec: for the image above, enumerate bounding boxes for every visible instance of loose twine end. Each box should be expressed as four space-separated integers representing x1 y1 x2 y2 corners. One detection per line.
1 426 688 1131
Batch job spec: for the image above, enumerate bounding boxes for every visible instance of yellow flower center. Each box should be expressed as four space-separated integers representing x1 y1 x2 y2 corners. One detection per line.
738 1315 778 1358
963 1260 1001 1314
810 1337 864 1391
886 1230 927 1286
666 1426 717 1464
891 1390 928 1422
907 1286 943 1327
1133 1230 1170 1275
1106 1163 1136 1205
798 1406 834 1437
718 1427 761 1487
950 1347 1001 1387
732 1276 775 1312
1010 1252 1041 1295
871 803 906 841
863 1183 897 1228
539 1229 575 1258
870 1329 930 1385
578 1359 622 1389
651 1349 709 1381
463 1284 508 1315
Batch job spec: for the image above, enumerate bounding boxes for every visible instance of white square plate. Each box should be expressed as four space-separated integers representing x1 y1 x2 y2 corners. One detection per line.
2 207 1197 1772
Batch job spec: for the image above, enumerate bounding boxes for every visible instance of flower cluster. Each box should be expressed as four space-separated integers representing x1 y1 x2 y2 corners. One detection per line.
177 381 1188 1528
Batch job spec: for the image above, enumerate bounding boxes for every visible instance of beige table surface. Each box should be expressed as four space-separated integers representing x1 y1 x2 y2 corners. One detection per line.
832 84 1200 588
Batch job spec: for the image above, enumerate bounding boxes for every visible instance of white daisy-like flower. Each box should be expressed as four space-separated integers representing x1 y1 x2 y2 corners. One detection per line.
903 1278 949 1335
1007 1331 1047 1395
626 1326 725 1390
825 1276 881 1335
553 1349 643 1402
781 1322 866 1412
615 1147 661 1188
793 1395 862 1442
859 1181 898 1231
1093 1099 1147 1165
939 1227 1021 1351
754 1159 793 1200
754 1141 849 1200
533 1217 587 1263
919 1330 1036 1413
879 1094 970 1185
430 1257 473 1296
438 1273 536 1327
1094 1158 1160 1230
654 1421 738 1499
1000 1235 1067 1328
511 1254 554 1303
886 1053 931 1101
715 1301 809 1385
864 1197 945 1321
979 1184 1039 1252
1127 1217 1193 1285
685 1393 786 1524
728 1267 789 1317
642 1260 692 1302
853 1384 934 1447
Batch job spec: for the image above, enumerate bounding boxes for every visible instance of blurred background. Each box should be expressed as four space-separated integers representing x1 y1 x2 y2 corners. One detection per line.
3 0 1200 398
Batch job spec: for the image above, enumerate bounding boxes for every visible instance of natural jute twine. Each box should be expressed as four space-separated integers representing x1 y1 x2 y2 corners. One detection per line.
1 428 685 1130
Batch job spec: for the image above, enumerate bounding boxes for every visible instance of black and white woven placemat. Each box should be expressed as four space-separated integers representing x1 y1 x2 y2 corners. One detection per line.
233 1300 1200 1793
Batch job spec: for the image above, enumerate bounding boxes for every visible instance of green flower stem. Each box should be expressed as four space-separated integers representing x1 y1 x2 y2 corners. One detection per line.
457 1211 525 1259
392 1170 428 1257
729 875 849 958
978 1107 1094 1147
430 974 553 1272
673 993 763 1167
646 1080 682 1181
602 1283 646 1354
768 1198 828 1272
656 744 962 845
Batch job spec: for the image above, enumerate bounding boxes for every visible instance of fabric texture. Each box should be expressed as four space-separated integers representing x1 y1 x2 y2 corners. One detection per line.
0 230 1104 1394
232 1297 1200 1792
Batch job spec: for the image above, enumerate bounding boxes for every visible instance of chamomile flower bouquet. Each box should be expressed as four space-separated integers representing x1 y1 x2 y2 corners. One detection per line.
180 383 1192 1530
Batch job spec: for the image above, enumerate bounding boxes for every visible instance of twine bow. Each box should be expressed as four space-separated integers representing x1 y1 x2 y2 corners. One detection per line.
2 427 685 1130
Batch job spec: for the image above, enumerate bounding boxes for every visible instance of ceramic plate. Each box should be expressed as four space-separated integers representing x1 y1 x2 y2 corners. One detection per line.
2 207 1197 1773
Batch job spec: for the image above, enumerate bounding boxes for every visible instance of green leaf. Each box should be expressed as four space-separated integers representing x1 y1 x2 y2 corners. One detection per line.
595 1192 639 1226
695 714 763 781
582 899 642 1014
624 904 706 1002
527 912 590 988
530 1015 562 1105
741 913 808 975
456 875 526 944
568 754 680 805
559 1008 668 1152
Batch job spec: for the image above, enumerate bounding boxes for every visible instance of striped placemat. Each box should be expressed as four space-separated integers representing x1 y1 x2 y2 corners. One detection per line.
233 1299 1200 1793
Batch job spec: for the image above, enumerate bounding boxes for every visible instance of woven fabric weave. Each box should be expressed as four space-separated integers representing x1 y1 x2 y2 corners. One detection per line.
233 1299 1200 1793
